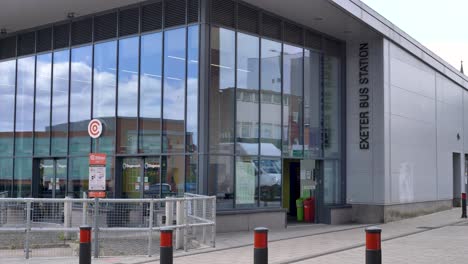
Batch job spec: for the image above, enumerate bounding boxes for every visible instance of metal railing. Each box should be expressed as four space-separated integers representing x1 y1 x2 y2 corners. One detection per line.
0 194 216 259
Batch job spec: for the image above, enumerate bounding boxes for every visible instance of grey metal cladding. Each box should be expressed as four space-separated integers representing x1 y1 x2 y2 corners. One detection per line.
18 32 36 56
71 18 93 45
94 12 117 41
119 7 140 36
237 3 259 34
141 2 163 32
211 0 236 28
164 0 186 28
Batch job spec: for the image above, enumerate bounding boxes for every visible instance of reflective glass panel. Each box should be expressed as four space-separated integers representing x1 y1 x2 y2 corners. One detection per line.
51 50 70 156
93 41 117 154
323 55 341 158
186 155 198 194
118 37 139 154
105 156 115 197
324 160 341 204
55 159 67 198
34 53 52 156
38 159 67 198
0 158 13 197
70 46 92 155
39 159 54 198
209 155 234 209
122 157 142 198
304 50 322 158
161 155 185 196
283 44 303 158
0 60 16 156
209 27 235 154
14 158 32 197
140 32 162 154
236 33 259 156
68 157 88 198
187 25 199 153
259 158 281 207
163 28 186 153
235 156 258 208
260 39 281 156
16 56 35 156
143 157 161 198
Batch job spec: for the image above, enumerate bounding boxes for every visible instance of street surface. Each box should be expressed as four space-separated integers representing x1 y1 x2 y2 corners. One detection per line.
7 208 468 264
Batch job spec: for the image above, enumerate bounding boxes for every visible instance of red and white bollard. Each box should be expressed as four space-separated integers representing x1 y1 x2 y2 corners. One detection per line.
79 225 92 264
160 228 173 264
253 227 268 264
365 226 382 264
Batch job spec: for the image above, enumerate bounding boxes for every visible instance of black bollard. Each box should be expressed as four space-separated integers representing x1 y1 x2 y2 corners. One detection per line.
365 226 382 264
79 226 92 264
253 227 268 264
462 193 467 218
160 228 173 264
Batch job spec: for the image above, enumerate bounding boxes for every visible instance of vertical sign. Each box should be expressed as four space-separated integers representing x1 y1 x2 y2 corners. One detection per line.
89 153 107 198
358 43 370 150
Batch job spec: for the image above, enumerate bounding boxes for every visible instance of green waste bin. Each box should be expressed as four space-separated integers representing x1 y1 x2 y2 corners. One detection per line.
296 198 304 222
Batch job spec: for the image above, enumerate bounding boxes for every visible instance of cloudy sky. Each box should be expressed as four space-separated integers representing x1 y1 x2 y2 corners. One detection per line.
361 0 468 71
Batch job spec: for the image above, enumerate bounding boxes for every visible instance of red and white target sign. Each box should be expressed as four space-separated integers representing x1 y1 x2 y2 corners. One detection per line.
88 119 103 139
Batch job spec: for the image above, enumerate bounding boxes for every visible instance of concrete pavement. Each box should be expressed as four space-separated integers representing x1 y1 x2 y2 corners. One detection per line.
5 208 467 264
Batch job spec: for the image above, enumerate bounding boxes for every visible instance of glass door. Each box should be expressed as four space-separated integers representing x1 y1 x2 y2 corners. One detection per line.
143 157 161 198
122 157 161 198
39 159 54 198
38 159 67 198
122 158 143 198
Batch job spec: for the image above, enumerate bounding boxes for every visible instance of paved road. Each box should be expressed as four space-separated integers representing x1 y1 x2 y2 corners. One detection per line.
5 209 468 264
297 222 468 264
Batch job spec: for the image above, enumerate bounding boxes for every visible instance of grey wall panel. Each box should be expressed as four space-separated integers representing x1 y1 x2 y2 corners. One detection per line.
346 35 385 204
387 41 464 204
464 92 468 153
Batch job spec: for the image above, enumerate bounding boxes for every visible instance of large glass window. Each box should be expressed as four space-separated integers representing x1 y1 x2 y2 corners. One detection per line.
163 28 186 154
304 50 322 158
283 44 304 158
34 54 52 156
15 56 35 156
68 157 88 198
323 55 341 158
0 60 16 156
259 158 282 207
324 160 342 204
0 159 13 197
235 156 258 208
93 41 117 154
260 39 282 156
14 158 32 197
236 33 259 156
161 155 185 196
187 25 199 153
186 155 198 194
117 37 139 154
51 50 70 156
70 46 92 155
140 32 163 154
209 155 234 209
209 27 235 154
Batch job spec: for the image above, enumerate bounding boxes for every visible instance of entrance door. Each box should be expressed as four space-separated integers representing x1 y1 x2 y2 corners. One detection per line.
122 157 161 198
38 159 67 198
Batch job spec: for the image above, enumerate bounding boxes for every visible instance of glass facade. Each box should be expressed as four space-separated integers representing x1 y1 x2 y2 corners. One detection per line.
0 0 345 211
0 23 200 198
